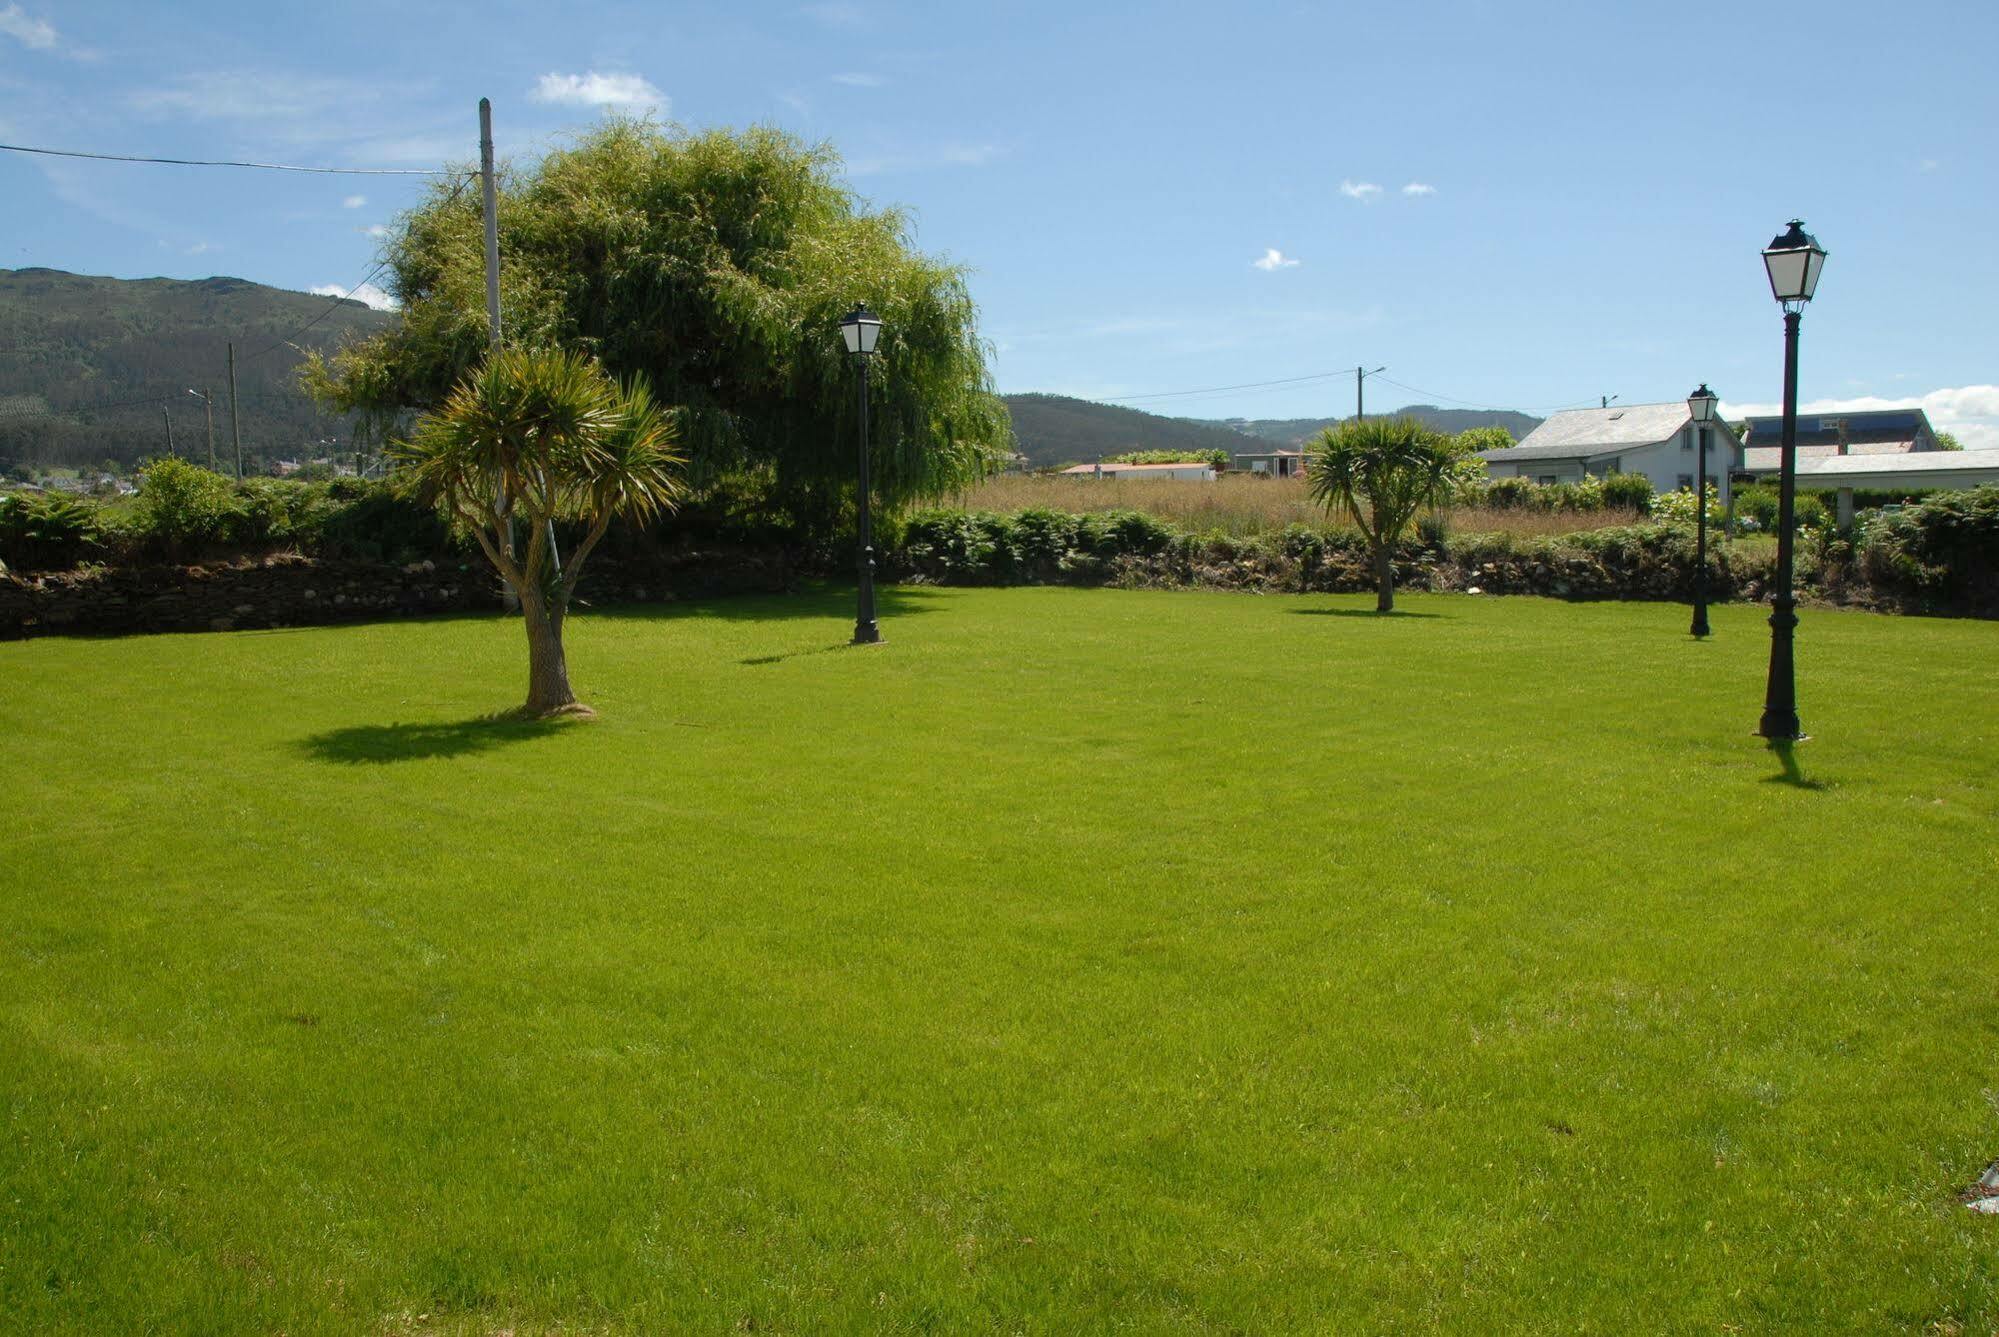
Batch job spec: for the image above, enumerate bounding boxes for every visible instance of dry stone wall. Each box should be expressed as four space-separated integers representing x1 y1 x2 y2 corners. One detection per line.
0 550 789 639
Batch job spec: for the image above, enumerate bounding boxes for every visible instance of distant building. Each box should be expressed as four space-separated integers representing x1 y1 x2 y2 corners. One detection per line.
1233 449 1307 478
1737 408 1944 477
1477 402 1740 500
1059 460 1217 481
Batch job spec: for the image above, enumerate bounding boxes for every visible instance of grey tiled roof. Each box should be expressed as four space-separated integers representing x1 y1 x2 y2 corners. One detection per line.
1793 448 1999 478
1742 441 1920 473
1477 402 1693 462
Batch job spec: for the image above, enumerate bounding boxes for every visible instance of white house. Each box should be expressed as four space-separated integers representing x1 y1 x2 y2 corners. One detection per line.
1233 449 1307 478
1477 402 1740 500
1737 407 1944 477
1058 460 1217 481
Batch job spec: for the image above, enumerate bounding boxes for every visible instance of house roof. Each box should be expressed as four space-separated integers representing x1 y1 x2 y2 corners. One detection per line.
1742 441 1921 473
1739 408 1934 450
1058 460 1214 474
1233 449 1305 459
1478 402 1695 463
1790 447 1999 479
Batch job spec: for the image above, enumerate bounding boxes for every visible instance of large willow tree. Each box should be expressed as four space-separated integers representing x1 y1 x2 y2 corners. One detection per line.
308 121 1010 526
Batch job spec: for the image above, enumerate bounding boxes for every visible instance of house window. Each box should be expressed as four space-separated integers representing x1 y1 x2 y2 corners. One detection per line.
1682 428 1693 451
1677 474 1694 490
1537 475 1557 485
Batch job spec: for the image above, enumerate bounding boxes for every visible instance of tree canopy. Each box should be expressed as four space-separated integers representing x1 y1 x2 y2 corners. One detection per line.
308 121 1009 527
1453 425 1515 455
398 346 683 716
1308 417 1475 612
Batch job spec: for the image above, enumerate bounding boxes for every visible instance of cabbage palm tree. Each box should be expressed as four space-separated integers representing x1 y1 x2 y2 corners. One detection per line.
397 347 683 716
1307 416 1469 612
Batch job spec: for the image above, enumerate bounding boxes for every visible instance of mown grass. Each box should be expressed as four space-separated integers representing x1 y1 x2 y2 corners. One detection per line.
956 473 1642 539
2 586 1995 1332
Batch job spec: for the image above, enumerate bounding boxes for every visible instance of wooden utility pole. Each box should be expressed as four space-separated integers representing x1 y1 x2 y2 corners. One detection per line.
227 342 243 479
1356 365 1385 421
479 98 523 608
479 98 502 345
162 405 175 457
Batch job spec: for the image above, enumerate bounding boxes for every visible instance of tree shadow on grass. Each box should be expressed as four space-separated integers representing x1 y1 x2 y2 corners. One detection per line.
1762 739 1826 790
298 713 576 765
590 582 952 626
1288 607 1447 620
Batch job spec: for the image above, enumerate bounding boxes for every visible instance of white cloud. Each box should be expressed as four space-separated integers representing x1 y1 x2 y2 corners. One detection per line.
831 72 885 87
341 194 366 209
360 223 390 238
530 71 666 114
1718 385 1999 451
1251 248 1300 271
1402 182 1436 197
311 281 398 312
0 4 56 49
184 241 215 256
1917 158 1940 172
1339 179 1382 202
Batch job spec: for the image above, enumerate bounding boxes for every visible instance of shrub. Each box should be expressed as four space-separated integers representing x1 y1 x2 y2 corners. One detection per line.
230 478 338 549
1104 449 1229 469
1859 485 1999 607
1651 484 1723 529
1079 508 1175 557
1733 484 1779 532
901 508 1014 582
1599 472 1655 513
1484 476 1541 510
0 491 102 569
134 457 238 561
315 481 456 561
1009 507 1079 569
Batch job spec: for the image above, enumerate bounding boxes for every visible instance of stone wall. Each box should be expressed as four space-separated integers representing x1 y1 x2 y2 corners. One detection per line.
0 549 790 640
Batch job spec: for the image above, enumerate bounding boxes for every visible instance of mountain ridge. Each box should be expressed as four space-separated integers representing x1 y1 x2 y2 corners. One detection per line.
0 267 393 471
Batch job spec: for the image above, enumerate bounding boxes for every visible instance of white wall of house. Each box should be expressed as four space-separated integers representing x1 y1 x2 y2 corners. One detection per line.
1485 427 1738 500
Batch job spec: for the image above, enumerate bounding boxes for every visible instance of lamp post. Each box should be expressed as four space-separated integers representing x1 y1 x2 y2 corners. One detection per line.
839 303 884 645
1757 220 1827 741
1686 383 1718 638
186 389 216 470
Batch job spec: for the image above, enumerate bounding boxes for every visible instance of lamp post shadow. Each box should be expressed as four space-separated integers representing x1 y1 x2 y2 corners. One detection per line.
1762 738 1825 790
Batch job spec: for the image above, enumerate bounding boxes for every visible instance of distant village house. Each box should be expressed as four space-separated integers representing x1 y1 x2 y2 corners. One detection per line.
1059 460 1217 481
1476 402 1740 501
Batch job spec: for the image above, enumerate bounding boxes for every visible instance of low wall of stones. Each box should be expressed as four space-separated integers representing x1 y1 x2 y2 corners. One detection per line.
0 549 791 640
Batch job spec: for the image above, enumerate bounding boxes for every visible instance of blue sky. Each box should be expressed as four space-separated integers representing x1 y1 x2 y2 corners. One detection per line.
3 0 1996 441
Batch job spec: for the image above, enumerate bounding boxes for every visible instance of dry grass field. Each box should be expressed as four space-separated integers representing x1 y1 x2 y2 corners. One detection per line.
954 474 1643 539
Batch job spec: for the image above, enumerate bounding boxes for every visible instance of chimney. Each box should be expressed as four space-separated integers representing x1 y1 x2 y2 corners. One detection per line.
1836 418 1851 456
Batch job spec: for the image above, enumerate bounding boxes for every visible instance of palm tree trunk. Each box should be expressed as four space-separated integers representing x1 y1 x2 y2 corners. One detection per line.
519 588 578 716
1374 544 1395 613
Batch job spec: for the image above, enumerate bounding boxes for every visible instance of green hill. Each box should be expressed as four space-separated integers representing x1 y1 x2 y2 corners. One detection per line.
0 268 394 473
999 394 1542 470
1002 394 1259 469
1212 406 1542 446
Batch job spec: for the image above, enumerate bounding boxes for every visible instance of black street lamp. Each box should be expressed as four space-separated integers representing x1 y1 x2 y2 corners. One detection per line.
1686 383 1719 638
1757 220 1827 741
839 303 885 645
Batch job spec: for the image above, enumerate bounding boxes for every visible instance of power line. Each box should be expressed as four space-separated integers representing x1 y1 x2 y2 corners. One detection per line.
239 261 392 363
241 175 467 364
1373 374 1580 416
1100 369 1354 404
0 142 466 176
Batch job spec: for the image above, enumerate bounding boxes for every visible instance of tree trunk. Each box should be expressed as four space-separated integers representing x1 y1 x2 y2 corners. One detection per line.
519 588 579 716
1374 544 1395 613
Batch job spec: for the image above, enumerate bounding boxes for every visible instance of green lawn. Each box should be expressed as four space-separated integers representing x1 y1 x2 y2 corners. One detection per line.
2 587 1995 1332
